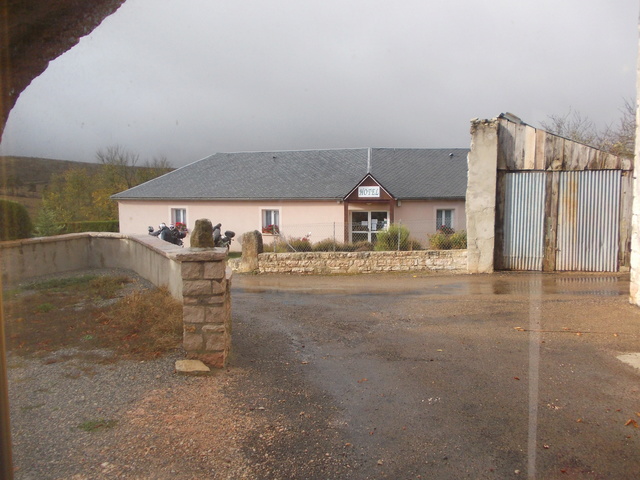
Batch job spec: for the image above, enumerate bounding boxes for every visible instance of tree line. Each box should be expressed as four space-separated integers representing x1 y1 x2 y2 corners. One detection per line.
1 146 172 239
540 99 635 159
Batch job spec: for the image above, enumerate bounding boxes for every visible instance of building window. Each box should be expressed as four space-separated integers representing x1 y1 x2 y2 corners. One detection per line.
171 208 187 226
436 209 454 231
262 209 280 234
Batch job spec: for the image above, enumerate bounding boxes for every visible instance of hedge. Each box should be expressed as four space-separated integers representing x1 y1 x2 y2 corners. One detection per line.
60 220 119 234
0 200 33 240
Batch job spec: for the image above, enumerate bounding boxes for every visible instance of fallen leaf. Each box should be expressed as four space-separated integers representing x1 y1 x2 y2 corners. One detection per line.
357 378 368 383
513 377 520 381
624 419 639 428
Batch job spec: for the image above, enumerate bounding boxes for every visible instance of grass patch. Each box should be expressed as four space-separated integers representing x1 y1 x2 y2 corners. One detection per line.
77 419 118 432
22 274 130 299
35 303 55 313
89 275 131 298
26 275 101 291
21 403 45 412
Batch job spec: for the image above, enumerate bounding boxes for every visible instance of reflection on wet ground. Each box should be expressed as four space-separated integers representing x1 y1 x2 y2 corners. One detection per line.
233 272 629 297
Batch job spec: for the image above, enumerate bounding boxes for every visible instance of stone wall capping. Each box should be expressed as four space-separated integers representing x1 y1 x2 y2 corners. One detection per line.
174 247 229 262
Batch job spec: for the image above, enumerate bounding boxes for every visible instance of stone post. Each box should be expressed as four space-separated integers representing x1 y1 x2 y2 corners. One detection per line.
238 230 263 273
176 247 231 368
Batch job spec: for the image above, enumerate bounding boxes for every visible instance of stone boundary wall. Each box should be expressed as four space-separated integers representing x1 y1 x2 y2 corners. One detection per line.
256 250 468 274
0 233 231 367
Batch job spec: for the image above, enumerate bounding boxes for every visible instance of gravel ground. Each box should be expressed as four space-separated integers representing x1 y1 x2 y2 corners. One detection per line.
5 269 261 479
8 351 264 479
6 270 640 479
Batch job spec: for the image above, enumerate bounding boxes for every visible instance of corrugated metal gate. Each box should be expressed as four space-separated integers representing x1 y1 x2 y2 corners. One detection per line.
556 171 620 271
502 170 621 272
502 172 546 270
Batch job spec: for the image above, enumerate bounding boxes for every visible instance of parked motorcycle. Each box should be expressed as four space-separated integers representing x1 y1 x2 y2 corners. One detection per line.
212 223 235 249
148 223 187 247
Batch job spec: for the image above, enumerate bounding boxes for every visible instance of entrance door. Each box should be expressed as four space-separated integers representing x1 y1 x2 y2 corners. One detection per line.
351 211 388 243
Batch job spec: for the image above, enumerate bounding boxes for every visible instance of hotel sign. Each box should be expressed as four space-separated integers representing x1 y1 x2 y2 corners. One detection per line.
358 186 380 198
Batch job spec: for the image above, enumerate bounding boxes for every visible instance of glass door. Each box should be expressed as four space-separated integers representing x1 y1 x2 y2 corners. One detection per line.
351 211 388 243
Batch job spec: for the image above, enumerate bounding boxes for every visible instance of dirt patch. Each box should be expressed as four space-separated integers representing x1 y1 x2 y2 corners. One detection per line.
4 270 182 360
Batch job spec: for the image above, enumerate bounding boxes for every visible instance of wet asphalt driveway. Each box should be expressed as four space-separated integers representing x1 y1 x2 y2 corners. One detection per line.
229 272 640 479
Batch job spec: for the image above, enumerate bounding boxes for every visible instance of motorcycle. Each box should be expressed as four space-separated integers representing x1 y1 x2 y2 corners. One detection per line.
212 223 235 249
148 223 187 247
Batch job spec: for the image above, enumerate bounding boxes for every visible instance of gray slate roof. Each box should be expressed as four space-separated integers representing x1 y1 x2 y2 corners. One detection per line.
112 148 468 201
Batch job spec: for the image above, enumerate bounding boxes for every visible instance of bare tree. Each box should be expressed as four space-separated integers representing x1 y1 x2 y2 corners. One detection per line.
540 99 635 158
139 155 173 183
96 145 140 189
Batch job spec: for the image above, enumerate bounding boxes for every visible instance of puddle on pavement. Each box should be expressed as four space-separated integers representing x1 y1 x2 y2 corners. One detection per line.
233 274 628 297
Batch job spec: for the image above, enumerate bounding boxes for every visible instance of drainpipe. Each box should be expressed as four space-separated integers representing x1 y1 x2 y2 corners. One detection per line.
0 275 13 479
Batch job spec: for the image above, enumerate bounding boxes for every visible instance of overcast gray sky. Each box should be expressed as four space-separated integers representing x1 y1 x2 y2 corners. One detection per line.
0 0 637 167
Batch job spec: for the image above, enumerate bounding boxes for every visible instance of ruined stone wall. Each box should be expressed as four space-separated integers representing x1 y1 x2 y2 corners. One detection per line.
257 250 467 274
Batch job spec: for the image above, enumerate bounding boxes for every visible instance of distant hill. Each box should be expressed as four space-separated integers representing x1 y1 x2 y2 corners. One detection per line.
0 156 174 219
0 156 102 188
0 156 104 217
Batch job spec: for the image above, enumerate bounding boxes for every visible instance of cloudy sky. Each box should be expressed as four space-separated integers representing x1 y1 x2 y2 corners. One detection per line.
0 0 637 167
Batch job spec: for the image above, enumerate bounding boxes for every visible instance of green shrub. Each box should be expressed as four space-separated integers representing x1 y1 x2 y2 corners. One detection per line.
34 207 64 237
288 237 312 252
374 224 415 251
405 239 425 250
428 232 453 250
312 238 339 252
450 230 467 249
0 200 33 240
61 220 119 234
346 240 374 252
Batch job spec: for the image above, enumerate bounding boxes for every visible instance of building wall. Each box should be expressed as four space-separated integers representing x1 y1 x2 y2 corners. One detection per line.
393 199 466 237
118 198 466 251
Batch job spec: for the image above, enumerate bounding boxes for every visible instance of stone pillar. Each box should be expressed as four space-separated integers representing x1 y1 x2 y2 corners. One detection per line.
466 118 499 273
630 23 640 305
177 248 231 368
238 230 263 273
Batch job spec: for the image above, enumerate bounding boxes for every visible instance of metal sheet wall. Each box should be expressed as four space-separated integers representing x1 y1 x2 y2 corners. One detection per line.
502 172 546 270
556 170 620 272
